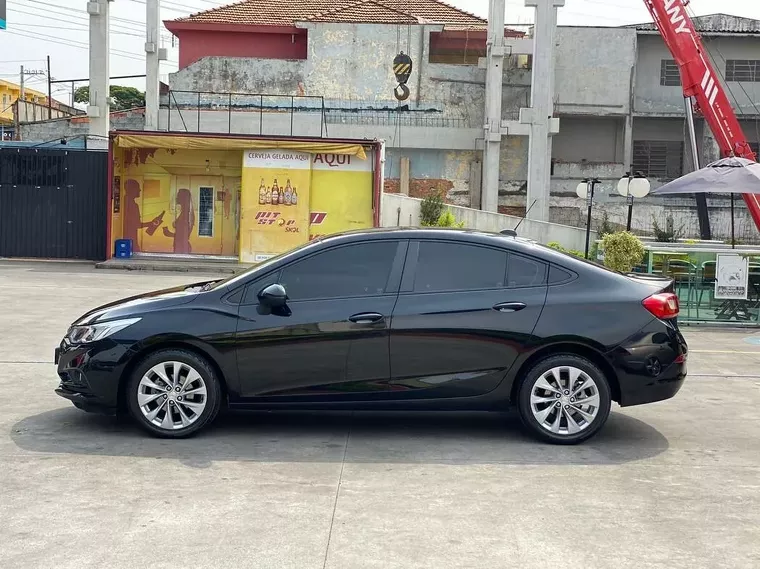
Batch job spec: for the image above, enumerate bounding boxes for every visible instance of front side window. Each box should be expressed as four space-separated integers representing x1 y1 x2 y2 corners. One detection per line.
280 241 399 301
413 242 507 293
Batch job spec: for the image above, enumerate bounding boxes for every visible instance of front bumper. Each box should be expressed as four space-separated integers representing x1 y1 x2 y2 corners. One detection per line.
54 338 130 412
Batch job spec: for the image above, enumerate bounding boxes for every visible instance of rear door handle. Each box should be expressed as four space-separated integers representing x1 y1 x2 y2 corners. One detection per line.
349 312 385 324
493 302 527 313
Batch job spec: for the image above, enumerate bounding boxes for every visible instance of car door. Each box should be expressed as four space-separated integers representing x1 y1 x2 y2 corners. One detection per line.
235 239 407 400
388 240 548 399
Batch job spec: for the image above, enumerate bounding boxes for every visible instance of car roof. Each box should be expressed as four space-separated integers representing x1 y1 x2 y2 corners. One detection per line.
314 227 535 248
318 227 621 279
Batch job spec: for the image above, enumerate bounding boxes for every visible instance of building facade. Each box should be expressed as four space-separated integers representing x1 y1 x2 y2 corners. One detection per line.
15 3 760 242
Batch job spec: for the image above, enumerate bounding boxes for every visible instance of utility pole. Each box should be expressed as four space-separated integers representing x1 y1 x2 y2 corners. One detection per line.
87 0 112 148
521 0 564 223
47 55 52 116
145 0 160 130
14 65 23 140
482 0 506 213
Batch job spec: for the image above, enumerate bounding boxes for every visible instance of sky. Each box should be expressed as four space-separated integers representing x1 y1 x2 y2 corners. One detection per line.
1 0 760 105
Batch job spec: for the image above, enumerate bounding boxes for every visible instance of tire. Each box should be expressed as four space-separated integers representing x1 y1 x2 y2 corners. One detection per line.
517 354 612 445
126 349 222 438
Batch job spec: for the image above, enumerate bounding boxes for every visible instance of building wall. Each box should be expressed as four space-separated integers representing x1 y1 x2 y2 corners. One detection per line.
554 27 637 116
19 109 146 141
635 33 760 115
0 80 49 125
177 30 307 69
553 116 625 163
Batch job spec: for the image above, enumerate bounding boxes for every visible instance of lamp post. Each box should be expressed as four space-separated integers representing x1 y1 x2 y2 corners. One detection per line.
617 171 651 231
577 178 600 260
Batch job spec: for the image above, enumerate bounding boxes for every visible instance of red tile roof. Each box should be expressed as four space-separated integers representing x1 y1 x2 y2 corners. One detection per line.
173 0 486 27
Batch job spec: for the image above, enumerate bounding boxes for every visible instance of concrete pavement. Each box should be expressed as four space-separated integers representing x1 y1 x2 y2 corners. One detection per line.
1 261 759 569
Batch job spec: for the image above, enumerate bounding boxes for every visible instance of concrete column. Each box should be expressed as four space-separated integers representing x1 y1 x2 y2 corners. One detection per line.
87 0 111 147
400 157 411 196
623 114 633 172
482 0 506 213
145 0 160 130
700 120 721 165
522 0 564 222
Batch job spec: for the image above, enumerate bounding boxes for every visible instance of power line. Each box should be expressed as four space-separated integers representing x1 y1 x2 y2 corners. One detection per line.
11 22 147 38
4 29 146 62
10 5 146 32
12 0 148 28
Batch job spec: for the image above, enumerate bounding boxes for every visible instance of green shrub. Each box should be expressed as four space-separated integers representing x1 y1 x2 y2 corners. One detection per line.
601 231 645 273
420 192 445 226
547 241 585 259
598 211 614 238
437 209 464 228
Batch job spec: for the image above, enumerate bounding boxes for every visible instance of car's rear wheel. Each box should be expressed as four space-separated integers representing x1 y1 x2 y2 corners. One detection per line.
517 354 611 445
126 349 222 438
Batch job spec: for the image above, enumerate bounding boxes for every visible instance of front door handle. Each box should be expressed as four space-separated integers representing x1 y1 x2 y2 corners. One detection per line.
493 302 527 313
349 312 385 324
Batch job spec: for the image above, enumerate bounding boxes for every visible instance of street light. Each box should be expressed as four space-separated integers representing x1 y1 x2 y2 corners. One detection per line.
617 171 651 231
577 178 600 260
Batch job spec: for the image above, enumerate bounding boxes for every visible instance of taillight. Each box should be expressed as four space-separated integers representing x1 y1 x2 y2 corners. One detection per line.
642 292 680 319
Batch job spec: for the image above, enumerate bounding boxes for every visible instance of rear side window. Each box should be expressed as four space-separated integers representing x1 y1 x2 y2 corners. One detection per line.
413 241 507 293
548 265 573 285
507 254 547 287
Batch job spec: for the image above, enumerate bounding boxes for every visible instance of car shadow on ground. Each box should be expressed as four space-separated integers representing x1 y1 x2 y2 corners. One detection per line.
10 407 669 468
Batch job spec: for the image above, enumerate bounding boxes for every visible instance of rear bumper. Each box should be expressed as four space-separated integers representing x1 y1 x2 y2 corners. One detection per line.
618 363 686 407
608 319 688 407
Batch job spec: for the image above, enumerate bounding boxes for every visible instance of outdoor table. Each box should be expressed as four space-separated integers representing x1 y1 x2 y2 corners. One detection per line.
642 245 760 323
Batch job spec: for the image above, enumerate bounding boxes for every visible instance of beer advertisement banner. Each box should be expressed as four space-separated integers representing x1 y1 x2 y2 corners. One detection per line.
240 150 311 263
309 151 374 241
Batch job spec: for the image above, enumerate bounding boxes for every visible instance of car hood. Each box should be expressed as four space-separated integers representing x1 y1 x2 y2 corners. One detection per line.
73 280 217 325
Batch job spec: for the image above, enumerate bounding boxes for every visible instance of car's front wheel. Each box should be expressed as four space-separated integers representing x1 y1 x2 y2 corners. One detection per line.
126 349 222 438
517 354 611 445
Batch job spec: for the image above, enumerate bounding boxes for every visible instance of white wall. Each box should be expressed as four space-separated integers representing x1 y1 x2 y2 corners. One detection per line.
381 193 595 251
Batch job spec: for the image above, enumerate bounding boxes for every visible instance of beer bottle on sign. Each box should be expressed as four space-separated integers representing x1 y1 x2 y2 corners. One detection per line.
258 178 266 205
271 179 279 206
291 186 298 206
284 179 292 205
265 186 272 205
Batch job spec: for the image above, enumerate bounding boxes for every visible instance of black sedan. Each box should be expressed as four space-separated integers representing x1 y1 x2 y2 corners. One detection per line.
55 228 687 444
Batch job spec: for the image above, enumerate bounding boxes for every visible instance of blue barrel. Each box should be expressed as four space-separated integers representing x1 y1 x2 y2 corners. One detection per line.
114 239 133 258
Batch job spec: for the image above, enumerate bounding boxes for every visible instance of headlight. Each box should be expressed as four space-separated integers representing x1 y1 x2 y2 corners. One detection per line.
67 318 141 345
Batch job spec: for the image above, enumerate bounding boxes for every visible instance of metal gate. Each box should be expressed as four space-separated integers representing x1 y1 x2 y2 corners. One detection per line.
0 147 108 260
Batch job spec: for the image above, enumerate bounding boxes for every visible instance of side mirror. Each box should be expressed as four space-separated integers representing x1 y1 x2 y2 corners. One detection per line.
258 283 288 308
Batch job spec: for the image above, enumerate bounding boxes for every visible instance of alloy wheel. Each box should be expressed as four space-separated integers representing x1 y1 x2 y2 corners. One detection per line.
529 366 600 436
137 361 208 431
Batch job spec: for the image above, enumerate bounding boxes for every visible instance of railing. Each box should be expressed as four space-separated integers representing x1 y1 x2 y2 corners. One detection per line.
162 90 329 137
161 89 475 135
324 111 472 128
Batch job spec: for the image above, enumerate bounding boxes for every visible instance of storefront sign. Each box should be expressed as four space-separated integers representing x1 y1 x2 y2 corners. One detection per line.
715 254 749 300
310 151 374 241
240 150 311 263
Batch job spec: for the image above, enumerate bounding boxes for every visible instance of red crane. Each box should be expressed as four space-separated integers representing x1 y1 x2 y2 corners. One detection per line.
643 0 760 233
